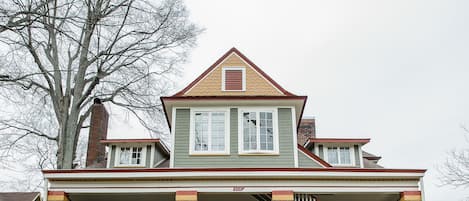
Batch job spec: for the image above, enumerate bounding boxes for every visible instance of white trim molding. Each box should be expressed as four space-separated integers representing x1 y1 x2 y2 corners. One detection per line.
189 107 231 155
322 145 356 167
114 144 148 168
237 107 279 155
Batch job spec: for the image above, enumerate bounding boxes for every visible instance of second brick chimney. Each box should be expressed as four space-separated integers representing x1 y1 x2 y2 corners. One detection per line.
85 98 109 168
297 117 316 145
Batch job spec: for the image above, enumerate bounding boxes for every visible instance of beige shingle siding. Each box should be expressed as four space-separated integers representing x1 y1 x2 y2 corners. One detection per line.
184 53 285 96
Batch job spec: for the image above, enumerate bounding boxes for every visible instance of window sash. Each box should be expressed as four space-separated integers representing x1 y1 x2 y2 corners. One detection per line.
119 146 143 165
327 146 352 165
242 111 274 152
192 111 227 153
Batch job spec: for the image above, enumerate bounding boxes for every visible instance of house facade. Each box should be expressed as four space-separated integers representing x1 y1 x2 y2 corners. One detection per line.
43 48 425 201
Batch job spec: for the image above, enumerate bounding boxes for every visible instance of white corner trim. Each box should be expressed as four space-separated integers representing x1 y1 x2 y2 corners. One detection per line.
358 145 364 168
170 107 176 168
237 107 280 155
291 107 299 168
221 67 246 91
106 146 112 168
189 107 231 155
149 144 155 167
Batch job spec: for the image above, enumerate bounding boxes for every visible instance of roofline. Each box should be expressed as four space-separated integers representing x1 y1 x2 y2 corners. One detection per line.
172 47 295 96
161 96 307 101
42 167 426 174
101 138 170 156
100 139 161 144
161 95 307 131
297 144 332 167
309 138 371 144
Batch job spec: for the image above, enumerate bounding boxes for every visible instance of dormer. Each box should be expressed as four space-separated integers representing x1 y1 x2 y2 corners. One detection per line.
101 139 170 168
304 138 370 168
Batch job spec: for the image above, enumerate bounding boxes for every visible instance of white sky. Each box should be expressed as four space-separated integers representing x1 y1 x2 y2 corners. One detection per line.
108 0 469 200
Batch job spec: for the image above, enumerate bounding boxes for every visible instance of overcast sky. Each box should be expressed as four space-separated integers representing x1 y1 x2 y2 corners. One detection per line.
109 0 469 200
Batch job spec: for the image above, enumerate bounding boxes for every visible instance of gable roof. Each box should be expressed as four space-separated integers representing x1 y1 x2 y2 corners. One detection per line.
0 192 41 201
173 47 295 97
297 144 332 167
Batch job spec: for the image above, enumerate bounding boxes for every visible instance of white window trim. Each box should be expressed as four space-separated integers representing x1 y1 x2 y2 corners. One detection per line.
221 67 246 91
323 145 355 166
238 107 279 155
189 107 231 155
114 144 147 168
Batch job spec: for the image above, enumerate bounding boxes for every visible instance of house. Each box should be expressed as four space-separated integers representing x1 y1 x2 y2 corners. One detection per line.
43 48 425 201
0 192 42 201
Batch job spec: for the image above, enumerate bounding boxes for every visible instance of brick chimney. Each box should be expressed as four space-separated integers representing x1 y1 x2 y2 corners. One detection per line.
85 98 109 168
297 117 316 145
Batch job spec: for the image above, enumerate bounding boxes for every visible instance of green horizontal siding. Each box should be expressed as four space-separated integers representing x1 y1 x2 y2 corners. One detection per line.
173 108 295 168
297 150 322 168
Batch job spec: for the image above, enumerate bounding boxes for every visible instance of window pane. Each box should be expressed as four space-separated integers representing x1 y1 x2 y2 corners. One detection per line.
327 147 339 164
211 112 225 151
119 147 130 164
194 112 209 151
243 112 257 151
340 147 351 164
260 112 273 151
131 147 142 165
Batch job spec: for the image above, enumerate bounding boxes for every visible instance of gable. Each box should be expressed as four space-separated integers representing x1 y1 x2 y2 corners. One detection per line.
175 48 294 97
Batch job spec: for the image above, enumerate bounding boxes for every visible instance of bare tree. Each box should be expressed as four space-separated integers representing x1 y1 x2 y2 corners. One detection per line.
0 0 200 171
439 127 469 188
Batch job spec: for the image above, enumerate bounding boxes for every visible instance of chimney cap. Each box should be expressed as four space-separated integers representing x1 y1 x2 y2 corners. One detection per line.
93 98 102 104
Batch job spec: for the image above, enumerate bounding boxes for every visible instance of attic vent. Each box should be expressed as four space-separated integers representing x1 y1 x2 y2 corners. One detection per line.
222 67 245 91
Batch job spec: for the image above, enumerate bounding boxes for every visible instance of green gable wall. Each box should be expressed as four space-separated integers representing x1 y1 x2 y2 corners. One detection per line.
173 108 296 168
297 149 323 168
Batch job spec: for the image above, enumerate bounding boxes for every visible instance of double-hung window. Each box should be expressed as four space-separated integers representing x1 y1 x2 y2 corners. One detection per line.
115 146 146 167
326 147 353 165
190 108 230 155
239 108 278 154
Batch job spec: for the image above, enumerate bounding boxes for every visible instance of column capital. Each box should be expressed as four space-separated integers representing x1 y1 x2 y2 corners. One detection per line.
176 190 197 201
48 191 69 201
272 190 294 201
400 191 422 201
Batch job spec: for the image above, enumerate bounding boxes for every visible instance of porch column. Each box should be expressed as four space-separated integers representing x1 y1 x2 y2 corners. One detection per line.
48 191 69 201
176 190 197 201
272 190 294 201
400 191 422 201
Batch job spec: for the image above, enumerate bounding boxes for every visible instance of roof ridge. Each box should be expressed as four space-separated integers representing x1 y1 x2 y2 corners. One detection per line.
172 47 295 96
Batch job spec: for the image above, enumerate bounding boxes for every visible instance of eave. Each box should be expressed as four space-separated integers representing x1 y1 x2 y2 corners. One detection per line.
43 167 426 180
161 96 307 131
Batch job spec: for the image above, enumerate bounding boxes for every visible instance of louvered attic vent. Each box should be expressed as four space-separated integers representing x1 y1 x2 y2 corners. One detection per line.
222 67 245 91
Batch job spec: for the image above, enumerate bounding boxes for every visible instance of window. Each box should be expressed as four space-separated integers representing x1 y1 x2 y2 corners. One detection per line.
326 147 353 165
190 108 230 155
222 67 246 91
239 108 278 154
115 146 146 167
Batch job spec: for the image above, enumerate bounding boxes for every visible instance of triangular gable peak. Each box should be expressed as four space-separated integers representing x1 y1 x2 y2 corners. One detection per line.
174 48 295 97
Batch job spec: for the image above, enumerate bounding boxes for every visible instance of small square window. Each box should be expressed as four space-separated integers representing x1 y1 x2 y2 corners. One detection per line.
222 67 246 91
